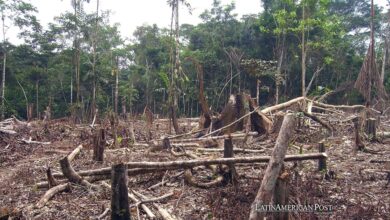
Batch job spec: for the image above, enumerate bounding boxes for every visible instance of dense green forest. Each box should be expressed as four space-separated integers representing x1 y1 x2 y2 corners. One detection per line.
0 0 389 120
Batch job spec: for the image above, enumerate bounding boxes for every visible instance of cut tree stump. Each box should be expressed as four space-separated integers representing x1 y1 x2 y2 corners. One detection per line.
273 170 289 220
352 117 365 151
111 163 131 220
93 129 105 161
249 113 296 220
223 137 237 184
366 118 376 140
318 142 327 171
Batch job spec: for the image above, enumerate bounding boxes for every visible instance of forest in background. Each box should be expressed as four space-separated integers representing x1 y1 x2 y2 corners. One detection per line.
1 0 389 120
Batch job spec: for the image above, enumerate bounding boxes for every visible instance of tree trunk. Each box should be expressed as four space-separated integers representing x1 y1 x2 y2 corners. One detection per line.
256 79 260 105
1 14 6 120
381 38 387 84
223 137 237 184
318 142 327 171
93 129 105 161
249 113 296 220
301 3 306 97
111 163 131 220
115 64 119 116
36 80 39 119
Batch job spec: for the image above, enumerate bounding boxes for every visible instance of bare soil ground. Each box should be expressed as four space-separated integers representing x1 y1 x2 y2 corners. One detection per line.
0 112 389 220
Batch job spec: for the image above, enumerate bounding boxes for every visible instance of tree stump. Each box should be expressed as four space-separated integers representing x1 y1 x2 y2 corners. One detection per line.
318 142 327 171
366 118 376 141
223 137 237 184
273 170 289 220
93 129 105 162
111 163 130 220
352 117 365 151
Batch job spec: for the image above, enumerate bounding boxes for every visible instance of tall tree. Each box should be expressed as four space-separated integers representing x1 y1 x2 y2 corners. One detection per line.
0 0 39 119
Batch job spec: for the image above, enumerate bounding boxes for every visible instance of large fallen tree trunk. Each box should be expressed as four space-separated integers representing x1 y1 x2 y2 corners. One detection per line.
249 113 296 220
124 153 326 170
261 97 305 114
47 153 327 181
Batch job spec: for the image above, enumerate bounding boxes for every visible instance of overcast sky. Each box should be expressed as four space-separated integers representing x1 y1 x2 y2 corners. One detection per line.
29 0 261 39
6 0 390 44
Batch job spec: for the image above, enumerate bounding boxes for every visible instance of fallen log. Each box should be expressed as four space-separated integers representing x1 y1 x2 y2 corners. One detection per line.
35 183 70 208
0 128 17 135
20 137 51 145
125 153 327 169
249 113 296 220
67 144 83 162
301 111 333 132
196 148 265 154
51 167 166 179
261 97 304 114
59 157 99 190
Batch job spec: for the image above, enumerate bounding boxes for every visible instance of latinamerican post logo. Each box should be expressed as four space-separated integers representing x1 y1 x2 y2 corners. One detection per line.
255 204 333 213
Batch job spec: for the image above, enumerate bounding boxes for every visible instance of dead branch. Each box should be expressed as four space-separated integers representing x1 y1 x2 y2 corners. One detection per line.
184 169 224 188
35 183 70 209
46 167 58 188
301 111 333 132
249 113 296 220
0 128 17 135
148 171 184 190
132 190 177 220
130 191 175 208
59 157 99 190
95 208 110 220
20 137 51 145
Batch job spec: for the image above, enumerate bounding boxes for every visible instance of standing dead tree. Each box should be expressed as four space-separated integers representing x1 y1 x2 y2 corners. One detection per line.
354 0 386 106
185 57 211 130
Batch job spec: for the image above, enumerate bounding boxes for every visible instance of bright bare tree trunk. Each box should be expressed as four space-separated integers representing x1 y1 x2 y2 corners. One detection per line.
381 40 387 84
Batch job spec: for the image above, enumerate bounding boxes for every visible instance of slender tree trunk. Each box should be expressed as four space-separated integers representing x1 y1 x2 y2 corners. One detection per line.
1 13 6 119
36 80 39 119
115 64 119 115
381 39 387 84
256 79 260 105
301 3 306 97
70 74 73 105
169 0 180 134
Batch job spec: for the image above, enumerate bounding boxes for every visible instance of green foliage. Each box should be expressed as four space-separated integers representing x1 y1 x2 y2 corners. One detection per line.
1 0 388 119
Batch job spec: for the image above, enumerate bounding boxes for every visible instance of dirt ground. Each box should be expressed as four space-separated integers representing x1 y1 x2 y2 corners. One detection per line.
0 112 389 220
